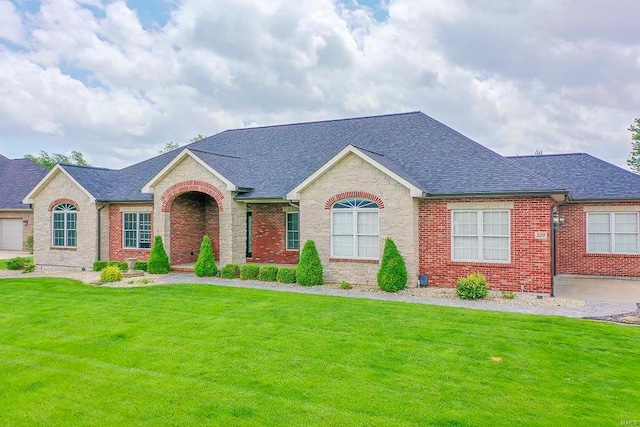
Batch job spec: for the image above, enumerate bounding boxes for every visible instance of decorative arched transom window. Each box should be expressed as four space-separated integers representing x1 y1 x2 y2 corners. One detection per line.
331 198 379 259
52 203 77 247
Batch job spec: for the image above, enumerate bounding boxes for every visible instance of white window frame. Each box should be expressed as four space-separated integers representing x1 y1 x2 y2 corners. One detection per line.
330 198 380 260
122 212 152 250
586 212 639 254
451 210 511 263
52 203 77 248
286 212 300 251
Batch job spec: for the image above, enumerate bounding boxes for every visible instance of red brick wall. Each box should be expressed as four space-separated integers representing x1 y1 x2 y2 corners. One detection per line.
108 204 154 261
246 204 299 265
169 192 219 264
557 202 640 277
419 197 554 293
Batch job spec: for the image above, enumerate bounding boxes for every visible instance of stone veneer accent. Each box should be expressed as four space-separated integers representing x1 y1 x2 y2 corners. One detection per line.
557 202 640 277
148 155 246 266
298 153 419 285
32 170 96 269
419 196 554 294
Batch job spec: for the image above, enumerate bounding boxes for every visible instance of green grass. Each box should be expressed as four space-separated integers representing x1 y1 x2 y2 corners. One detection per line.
0 279 638 426
0 257 32 270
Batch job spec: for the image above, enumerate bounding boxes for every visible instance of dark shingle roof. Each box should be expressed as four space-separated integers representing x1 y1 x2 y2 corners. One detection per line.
56 112 570 202
508 153 640 201
0 157 47 210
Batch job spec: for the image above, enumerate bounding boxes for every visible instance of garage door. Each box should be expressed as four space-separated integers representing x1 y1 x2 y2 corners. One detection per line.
0 219 23 250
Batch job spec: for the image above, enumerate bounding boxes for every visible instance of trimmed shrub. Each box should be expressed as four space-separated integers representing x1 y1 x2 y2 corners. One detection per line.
296 240 323 286
26 235 34 253
194 235 217 277
147 236 170 274
93 261 109 272
277 267 296 284
240 263 260 280
100 266 123 283
456 273 489 300
220 263 240 279
108 261 128 271
6 257 29 270
377 238 408 292
259 265 278 282
22 261 36 274
340 281 353 290
135 261 148 271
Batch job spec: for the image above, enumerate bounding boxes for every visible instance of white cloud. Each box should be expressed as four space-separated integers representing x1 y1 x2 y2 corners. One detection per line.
0 0 25 44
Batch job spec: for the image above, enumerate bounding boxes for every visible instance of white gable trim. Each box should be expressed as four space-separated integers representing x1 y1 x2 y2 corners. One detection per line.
142 148 237 193
23 164 96 204
286 145 424 200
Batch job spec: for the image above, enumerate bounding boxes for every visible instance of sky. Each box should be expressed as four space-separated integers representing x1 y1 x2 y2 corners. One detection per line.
0 0 638 170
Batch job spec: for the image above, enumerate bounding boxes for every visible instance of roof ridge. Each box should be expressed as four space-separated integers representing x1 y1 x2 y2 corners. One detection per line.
221 111 422 133
189 148 242 160
506 153 586 159
60 163 115 171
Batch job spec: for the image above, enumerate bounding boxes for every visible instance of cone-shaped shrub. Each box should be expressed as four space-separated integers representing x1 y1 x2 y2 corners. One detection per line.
296 240 323 286
377 237 408 292
194 235 217 277
147 235 170 274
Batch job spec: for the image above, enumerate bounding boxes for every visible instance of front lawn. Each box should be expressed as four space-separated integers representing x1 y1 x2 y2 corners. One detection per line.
0 278 638 426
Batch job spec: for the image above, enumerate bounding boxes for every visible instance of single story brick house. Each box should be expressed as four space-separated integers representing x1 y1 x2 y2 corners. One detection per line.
23 112 640 294
0 155 47 251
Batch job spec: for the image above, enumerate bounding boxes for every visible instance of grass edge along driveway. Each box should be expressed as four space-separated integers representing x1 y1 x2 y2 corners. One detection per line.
0 278 638 426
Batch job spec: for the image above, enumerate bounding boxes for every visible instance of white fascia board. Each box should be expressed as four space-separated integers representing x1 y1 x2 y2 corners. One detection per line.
22 164 96 204
286 145 424 200
141 148 237 193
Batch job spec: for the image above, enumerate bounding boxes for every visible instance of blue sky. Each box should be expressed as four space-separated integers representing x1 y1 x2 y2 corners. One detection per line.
0 0 638 170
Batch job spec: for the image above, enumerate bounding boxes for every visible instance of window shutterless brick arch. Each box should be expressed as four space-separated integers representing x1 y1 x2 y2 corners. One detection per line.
160 181 225 212
48 198 80 211
324 191 385 209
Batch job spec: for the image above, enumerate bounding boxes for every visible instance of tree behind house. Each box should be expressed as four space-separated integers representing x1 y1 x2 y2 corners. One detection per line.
627 118 640 173
147 236 170 274
25 150 90 170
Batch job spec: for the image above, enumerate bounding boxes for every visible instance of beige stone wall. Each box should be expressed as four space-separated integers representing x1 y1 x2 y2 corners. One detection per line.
148 156 246 266
298 153 419 285
99 204 110 261
32 172 97 270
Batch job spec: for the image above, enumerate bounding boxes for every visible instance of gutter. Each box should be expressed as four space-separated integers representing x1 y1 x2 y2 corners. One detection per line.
96 202 108 261
550 196 569 297
421 190 569 199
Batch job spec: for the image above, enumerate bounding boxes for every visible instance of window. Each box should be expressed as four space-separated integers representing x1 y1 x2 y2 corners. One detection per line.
452 210 510 262
52 203 77 247
123 213 151 249
587 212 639 254
331 198 379 259
286 212 299 250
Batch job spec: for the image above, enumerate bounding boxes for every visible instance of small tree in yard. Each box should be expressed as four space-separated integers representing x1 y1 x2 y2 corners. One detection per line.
194 235 217 277
147 235 170 274
377 238 408 292
296 240 323 286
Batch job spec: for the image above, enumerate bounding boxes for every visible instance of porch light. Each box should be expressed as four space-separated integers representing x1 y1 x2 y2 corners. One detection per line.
552 212 565 228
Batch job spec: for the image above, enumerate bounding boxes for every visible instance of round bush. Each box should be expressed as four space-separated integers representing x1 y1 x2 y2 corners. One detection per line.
277 267 296 284
100 266 123 283
220 263 240 279
377 238 408 292
455 273 489 300
259 265 278 282
240 263 260 280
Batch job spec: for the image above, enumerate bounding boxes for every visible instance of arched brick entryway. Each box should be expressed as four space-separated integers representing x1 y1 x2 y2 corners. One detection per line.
162 182 222 265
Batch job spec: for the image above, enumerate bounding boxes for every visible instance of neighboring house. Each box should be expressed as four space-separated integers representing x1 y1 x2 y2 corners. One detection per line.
0 154 47 251
23 112 640 293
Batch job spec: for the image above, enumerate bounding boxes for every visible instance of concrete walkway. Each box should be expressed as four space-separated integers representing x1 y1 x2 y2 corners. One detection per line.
554 274 640 304
0 250 31 259
160 273 639 319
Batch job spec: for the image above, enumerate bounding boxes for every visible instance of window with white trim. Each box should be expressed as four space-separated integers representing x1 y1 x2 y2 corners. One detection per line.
587 212 639 254
452 210 510 262
331 198 379 259
286 212 299 250
52 203 77 247
123 213 152 249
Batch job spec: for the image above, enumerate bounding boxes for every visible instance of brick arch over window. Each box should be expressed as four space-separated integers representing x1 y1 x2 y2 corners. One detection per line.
324 191 385 209
48 198 80 212
160 181 225 212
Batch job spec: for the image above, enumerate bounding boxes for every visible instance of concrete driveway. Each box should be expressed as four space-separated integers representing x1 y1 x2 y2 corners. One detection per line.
0 250 31 259
554 274 640 304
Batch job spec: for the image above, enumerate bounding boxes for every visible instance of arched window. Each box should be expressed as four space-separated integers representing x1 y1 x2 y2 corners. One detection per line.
52 203 77 247
331 198 379 259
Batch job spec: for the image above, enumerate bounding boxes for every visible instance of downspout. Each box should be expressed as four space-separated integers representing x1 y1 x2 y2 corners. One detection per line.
96 202 107 262
550 196 569 297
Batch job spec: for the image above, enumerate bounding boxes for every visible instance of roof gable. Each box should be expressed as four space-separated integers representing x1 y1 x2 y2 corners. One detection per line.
23 164 96 204
0 157 47 210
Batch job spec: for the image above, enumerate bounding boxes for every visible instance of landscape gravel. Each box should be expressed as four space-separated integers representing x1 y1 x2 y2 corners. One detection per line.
1 269 637 320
